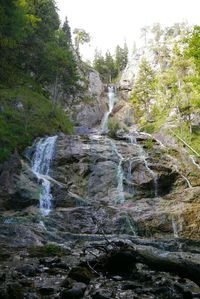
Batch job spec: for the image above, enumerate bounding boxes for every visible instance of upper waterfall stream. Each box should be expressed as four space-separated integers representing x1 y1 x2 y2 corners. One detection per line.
101 86 115 132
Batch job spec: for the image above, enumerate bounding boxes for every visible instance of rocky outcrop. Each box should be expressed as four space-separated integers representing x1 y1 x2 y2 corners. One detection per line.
1 130 199 240
69 69 107 128
118 47 155 93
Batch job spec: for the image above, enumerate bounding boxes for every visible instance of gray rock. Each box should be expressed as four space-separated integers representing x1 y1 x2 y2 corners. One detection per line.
60 282 86 299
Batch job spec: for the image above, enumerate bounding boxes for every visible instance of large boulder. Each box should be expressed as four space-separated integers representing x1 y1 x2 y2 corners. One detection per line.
0 154 40 210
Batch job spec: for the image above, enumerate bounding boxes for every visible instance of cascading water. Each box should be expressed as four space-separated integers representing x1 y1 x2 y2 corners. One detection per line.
172 216 179 238
190 155 200 171
109 140 125 204
31 136 57 216
170 161 192 189
101 86 115 132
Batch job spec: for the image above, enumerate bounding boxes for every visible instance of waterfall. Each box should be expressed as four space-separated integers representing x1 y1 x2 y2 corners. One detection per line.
125 213 137 236
101 86 115 132
181 174 192 188
172 162 192 189
172 216 179 238
31 136 57 216
143 158 158 197
109 140 125 204
190 155 200 171
127 160 135 194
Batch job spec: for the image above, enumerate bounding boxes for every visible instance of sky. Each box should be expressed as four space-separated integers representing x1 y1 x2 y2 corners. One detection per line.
56 0 200 61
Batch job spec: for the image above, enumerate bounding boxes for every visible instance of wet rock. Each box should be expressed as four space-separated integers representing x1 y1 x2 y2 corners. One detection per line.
92 290 112 299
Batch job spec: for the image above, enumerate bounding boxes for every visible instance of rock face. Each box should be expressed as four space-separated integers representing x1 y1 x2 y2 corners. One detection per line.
1 130 199 242
66 69 107 128
118 47 154 92
0 83 200 297
48 131 199 240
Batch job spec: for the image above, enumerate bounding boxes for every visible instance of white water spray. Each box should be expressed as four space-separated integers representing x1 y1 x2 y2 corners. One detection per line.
31 136 57 216
172 216 179 238
190 155 200 171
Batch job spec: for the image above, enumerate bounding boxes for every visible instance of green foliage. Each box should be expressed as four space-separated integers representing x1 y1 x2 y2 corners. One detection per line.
173 124 200 155
130 58 156 122
107 119 121 138
28 243 67 257
143 138 154 150
93 43 128 83
0 0 79 95
0 0 80 163
115 42 128 72
0 87 73 163
73 28 90 52
128 23 200 155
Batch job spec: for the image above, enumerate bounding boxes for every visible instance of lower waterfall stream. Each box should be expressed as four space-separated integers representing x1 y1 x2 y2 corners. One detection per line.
31 136 57 216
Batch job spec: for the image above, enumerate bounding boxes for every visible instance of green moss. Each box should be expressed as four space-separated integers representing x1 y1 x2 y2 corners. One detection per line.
143 138 154 150
68 266 93 284
0 86 73 163
28 243 67 257
107 119 121 138
83 95 94 104
172 124 200 156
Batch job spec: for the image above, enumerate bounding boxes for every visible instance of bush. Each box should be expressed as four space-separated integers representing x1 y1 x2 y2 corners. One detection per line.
107 119 121 138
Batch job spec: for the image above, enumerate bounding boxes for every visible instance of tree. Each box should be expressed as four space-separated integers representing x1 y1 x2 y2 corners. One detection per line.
151 23 163 43
141 26 149 47
115 43 128 73
62 16 72 42
93 49 107 82
130 58 156 121
0 0 28 81
73 28 90 52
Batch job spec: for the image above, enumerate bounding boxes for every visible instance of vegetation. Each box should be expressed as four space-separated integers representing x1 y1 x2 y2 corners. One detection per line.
93 43 128 83
0 0 79 162
107 119 121 138
0 86 73 163
73 28 90 53
129 23 200 155
28 243 67 257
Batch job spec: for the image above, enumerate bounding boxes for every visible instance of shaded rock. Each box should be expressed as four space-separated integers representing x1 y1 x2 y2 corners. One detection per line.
6 282 24 299
68 266 93 284
16 264 37 277
38 286 55 295
92 290 112 299
0 155 40 210
60 282 86 299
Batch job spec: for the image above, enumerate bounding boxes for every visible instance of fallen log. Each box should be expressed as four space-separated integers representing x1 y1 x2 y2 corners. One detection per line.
132 244 200 287
92 242 200 287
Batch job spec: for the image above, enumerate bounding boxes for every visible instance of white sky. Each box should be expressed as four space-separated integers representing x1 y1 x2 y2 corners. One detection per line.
56 0 200 61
